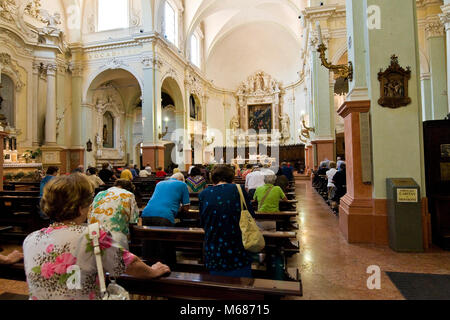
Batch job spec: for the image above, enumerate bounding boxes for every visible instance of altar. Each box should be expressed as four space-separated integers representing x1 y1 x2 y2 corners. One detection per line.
232 155 277 166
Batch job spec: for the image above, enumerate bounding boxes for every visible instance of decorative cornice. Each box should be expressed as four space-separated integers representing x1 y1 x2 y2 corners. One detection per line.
417 0 444 9
302 4 346 21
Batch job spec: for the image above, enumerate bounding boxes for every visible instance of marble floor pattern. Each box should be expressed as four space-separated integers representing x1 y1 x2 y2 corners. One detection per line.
1 179 450 299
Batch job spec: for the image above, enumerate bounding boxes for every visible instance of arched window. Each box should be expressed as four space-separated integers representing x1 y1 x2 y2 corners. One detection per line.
103 111 115 148
190 34 200 67
98 0 129 32
164 1 178 47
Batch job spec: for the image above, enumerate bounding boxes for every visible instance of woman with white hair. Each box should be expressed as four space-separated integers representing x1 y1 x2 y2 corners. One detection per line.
141 172 190 266
254 174 288 212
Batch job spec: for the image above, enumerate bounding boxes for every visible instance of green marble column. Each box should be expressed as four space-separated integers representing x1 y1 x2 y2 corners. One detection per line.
421 74 432 121
364 0 425 198
427 26 447 119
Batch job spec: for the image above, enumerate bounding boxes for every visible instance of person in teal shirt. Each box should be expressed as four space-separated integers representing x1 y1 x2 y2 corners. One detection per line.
254 174 288 212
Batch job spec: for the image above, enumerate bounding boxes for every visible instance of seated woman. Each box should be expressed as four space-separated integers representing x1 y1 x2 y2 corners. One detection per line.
86 167 105 189
254 174 288 213
88 179 140 249
186 167 207 194
199 165 255 278
23 174 170 300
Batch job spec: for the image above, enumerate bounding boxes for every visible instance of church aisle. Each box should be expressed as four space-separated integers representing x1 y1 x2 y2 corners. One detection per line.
292 180 450 300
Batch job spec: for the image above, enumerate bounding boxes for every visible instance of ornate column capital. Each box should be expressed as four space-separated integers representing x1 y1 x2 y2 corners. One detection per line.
141 55 163 70
68 62 83 77
425 16 445 39
46 63 58 76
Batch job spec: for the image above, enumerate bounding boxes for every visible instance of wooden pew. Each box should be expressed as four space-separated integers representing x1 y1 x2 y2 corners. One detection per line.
108 271 302 300
177 209 298 231
0 195 48 242
130 226 299 278
0 263 302 300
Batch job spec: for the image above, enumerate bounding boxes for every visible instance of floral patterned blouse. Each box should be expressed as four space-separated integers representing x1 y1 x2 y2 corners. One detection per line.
88 187 139 249
23 224 136 300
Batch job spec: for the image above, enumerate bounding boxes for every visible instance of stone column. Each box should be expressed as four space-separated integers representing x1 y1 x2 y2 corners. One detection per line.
69 61 84 172
45 64 57 145
31 62 40 147
425 16 447 120
141 55 164 170
0 131 7 191
421 73 432 121
310 34 335 165
440 1 450 114
338 0 374 244
41 63 62 170
339 0 425 245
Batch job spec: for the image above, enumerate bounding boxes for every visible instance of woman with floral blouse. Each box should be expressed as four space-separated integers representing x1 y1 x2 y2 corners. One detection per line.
23 173 170 300
88 179 139 249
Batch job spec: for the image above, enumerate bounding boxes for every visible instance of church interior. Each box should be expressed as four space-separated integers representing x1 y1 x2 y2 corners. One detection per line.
0 0 449 301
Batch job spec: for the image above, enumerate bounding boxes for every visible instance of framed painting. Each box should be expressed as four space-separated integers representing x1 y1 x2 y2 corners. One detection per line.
248 104 272 133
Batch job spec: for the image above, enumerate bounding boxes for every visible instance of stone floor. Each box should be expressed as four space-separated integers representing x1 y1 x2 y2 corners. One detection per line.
1 179 450 299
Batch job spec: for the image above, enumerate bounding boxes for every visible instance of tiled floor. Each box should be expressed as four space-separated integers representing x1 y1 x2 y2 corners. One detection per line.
292 180 450 300
1 179 450 299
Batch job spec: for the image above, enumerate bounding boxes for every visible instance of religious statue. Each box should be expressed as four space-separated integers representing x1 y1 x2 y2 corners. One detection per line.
103 124 108 145
230 115 240 131
95 133 102 147
279 113 291 142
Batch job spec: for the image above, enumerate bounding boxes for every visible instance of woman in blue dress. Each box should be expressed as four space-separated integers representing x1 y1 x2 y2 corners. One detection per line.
199 165 255 278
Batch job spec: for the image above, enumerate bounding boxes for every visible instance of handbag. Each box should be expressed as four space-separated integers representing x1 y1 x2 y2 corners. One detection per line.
257 186 274 211
236 184 265 253
88 223 130 300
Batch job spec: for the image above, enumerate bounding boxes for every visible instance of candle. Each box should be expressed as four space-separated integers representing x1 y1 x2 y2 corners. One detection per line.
316 21 323 45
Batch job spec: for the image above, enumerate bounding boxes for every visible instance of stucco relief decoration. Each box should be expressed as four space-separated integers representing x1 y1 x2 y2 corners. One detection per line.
102 57 129 70
185 71 202 97
39 9 62 36
378 55 411 109
0 0 17 22
0 52 24 91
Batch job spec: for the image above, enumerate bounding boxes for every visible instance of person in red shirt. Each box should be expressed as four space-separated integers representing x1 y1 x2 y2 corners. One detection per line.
156 167 167 178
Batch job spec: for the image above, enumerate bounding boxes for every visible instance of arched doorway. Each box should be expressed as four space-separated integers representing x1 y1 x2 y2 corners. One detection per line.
160 76 185 169
83 69 142 170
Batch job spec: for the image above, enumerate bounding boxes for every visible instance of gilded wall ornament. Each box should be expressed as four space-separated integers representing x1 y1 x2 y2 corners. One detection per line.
378 55 411 109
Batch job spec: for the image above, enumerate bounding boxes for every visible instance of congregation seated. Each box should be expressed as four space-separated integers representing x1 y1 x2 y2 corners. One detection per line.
241 164 253 179
120 164 134 181
186 167 207 194
86 167 105 189
98 163 117 183
88 179 139 249
261 164 276 176
331 163 347 204
275 174 290 194
278 162 294 182
199 165 255 278
141 173 190 266
254 174 288 213
245 165 265 199
24 173 170 300
139 164 152 178
155 167 168 178
40 166 59 197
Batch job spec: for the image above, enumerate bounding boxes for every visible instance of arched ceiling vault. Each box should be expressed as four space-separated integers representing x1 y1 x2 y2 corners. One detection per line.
185 0 303 58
